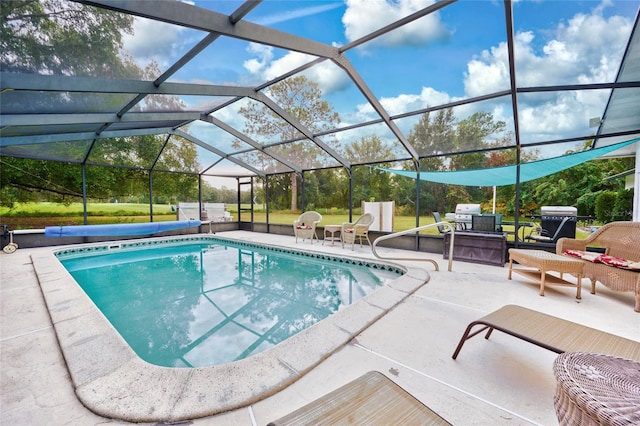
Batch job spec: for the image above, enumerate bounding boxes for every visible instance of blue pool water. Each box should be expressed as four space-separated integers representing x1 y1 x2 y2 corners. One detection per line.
56 237 402 368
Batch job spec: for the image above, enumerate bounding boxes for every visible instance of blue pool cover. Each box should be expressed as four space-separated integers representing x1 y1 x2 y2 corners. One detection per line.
45 220 201 237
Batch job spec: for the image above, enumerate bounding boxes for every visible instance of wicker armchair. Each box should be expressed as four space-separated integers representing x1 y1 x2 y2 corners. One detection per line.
556 221 640 312
293 211 322 243
341 213 374 250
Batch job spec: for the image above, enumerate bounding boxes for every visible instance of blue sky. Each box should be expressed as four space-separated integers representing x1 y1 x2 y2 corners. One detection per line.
120 0 638 177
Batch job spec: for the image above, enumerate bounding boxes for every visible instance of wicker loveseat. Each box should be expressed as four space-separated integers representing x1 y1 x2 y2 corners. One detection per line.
556 221 640 312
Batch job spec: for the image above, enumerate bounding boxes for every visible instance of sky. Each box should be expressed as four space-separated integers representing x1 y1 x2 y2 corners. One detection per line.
118 0 638 181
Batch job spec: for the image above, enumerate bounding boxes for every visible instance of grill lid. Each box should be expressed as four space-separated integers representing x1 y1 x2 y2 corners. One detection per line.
455 204 481 215
540 206 577 216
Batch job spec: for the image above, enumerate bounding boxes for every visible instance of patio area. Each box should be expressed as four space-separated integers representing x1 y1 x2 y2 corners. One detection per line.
1 230 638 425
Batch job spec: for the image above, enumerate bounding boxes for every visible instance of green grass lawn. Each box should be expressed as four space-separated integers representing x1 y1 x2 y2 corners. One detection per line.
2 202 589 240
246 212 442 235
2 202 442 233
0 202 174 216
0 202 176 228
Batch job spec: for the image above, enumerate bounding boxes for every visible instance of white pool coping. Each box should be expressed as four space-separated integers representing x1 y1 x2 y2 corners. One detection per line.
31 234 429 422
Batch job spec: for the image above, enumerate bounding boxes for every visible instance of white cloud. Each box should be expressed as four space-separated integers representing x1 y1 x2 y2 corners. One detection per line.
211 100 244 125
465 6 631 93
517 89 611 143
242 44 351 95
260 49 310 80
349 1 632 145
460 2 632 141
304 61 352 94
354 86 453 121
122 17 191 70
463 40 512 97
342 0 450 49
254 2 344 26
243 43 274 75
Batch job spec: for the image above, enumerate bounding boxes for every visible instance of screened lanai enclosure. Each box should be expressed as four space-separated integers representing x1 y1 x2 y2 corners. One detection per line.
1 0 640 242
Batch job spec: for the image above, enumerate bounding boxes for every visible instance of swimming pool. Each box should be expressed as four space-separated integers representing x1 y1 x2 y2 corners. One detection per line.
33 233 430 421
56 237 401 368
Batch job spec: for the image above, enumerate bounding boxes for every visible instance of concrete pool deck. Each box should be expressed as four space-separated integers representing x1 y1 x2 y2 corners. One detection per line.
2 230 639 425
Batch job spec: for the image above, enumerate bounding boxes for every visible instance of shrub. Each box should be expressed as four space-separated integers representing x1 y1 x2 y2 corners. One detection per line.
594 191 617 223
612 189 633 221
576 191 600 217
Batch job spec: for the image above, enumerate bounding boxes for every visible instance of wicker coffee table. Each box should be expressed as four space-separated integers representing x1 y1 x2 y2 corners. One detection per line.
553 352 640 426
508 249 583 299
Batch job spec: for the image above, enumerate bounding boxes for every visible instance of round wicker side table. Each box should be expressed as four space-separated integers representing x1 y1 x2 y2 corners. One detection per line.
553 352 640 426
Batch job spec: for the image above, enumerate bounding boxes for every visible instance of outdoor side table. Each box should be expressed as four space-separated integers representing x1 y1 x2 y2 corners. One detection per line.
323 225 341 246
508 249 583 299
553 352 640 426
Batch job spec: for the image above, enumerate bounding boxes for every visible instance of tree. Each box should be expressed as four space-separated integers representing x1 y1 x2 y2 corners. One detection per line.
409 109 456 160
1 1 135 207
264 173 294 211
449 112 507 172
595 191 617 223
404 109 455 214
445 112 509 208
301 168 347 211
343 136 396 207
0 157 83 206
399 109 518 214
1 0 134 76
612 188 633 221
523 142 633 217
0 4 201 208
234 76 341 211
455 112 505 151
479 138 541 215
